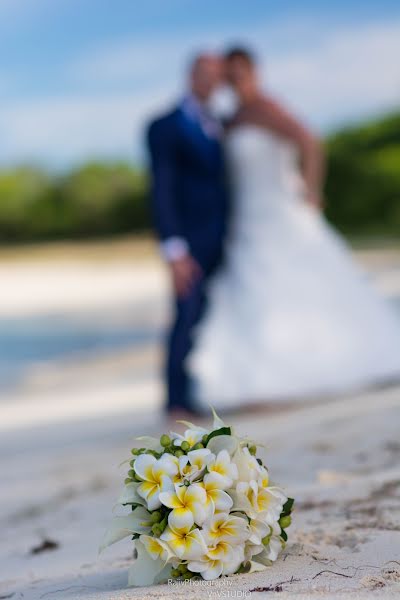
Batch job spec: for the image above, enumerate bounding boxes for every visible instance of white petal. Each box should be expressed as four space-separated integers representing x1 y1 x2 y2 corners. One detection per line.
222 546 244 575
247 560 268 573
169 507 195 531
146 489 162 511
266 537 282 561
117 483 144 506
187 559 208 573
127 540 165 587
134 436 163 452
212 489 233 512
176 420 209 434
133 454 156 481
191 503 207 526
230 489 252 514
140 534 174 562
202 561 224 580
160 475 175 493
158 455 179 477
207 435 238 457
183 529 208 560
206 471 232 491
99 508 151 552
159 490 181 509
185 483 207 505
211 406 226 429
249 519 269 545
187 448 212 467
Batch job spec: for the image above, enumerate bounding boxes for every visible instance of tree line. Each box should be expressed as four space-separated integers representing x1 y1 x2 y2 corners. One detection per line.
0 111 399 243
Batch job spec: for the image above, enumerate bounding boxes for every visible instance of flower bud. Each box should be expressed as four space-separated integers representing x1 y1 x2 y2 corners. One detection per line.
131 448 140 455
262 534 271 545
171 568 181 578
124 477 133 485
279 515 292 529
151 523 161 536
159 516 168 533
183 572 194 580
177 563 187 574
249 445 257 455
128 469 135 478
181 441 190 452
192 442 204 450
160 434 171 447
175 449 184 457
150 511 162 524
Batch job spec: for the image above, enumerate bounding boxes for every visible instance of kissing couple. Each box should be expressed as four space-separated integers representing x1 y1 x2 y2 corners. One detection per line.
147 47 400 419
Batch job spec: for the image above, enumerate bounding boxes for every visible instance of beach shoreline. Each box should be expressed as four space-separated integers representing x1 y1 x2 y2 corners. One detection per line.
1 239 400 599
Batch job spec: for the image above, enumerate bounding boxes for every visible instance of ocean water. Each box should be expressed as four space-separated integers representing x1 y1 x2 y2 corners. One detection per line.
0 313 161 392
1 297 399 395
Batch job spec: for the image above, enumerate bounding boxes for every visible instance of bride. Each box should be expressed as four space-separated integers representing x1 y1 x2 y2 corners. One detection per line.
189 46 400 409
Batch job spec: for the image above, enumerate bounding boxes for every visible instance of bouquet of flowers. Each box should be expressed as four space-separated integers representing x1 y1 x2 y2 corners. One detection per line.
100 410 294 586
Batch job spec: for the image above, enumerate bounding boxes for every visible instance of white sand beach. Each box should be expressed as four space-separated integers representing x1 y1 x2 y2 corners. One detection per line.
1 239 400 599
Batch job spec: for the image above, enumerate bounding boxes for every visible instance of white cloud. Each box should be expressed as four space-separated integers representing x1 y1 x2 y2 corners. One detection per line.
1 19 399 167
0 88 177 167
265 21 400 128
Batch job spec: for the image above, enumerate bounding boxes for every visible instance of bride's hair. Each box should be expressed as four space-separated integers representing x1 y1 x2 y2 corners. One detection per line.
224 46 256 65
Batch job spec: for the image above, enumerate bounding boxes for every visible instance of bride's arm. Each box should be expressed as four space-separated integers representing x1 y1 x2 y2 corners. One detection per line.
259 98 325 208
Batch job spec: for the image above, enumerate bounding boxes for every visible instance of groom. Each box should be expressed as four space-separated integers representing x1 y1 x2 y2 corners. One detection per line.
147 53 228 416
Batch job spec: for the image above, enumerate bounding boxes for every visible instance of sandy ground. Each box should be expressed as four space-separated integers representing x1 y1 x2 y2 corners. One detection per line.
1 241 400 599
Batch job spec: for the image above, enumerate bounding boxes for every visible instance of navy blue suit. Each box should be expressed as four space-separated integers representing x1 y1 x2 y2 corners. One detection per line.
147 103 228 411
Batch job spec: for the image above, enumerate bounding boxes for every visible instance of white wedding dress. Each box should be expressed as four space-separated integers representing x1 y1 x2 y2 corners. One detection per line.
189 124 400 408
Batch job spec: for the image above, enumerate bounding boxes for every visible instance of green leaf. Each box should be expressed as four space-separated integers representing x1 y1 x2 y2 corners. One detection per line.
205 426 231 445
280 529 288 542
281 497 294 516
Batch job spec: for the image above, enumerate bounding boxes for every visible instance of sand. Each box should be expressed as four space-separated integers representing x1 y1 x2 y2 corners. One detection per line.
1 243 400 599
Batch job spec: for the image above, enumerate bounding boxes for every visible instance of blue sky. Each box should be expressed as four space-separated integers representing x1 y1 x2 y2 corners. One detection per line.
1 0 399 168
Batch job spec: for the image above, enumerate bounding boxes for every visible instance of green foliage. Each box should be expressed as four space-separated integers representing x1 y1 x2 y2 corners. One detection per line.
325 112 400 235
205 427 232 446
0 162 150 242
0 111 399 242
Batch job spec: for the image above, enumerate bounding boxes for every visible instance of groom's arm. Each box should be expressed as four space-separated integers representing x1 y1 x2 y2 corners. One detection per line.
147 118 185 248
147 118 201 297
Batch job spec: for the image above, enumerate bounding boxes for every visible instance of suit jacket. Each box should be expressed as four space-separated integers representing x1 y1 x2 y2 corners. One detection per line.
147 105 229 271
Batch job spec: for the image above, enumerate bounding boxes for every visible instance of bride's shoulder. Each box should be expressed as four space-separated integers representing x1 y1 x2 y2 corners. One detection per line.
251 95 291 124
225 96 288 131
250 95 311 142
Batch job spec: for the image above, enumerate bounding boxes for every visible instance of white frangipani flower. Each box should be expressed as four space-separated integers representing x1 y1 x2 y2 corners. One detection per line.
178 448 212 482
140 535 172 562
206 450 239 490
200 473 233 517
172 427 207 448
234 445 263 483
188 541 244 580
248 517 270 545
134 454 177 510
233 480 287 523
202 512 249 547
159 482 207 529
161 523 207 560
